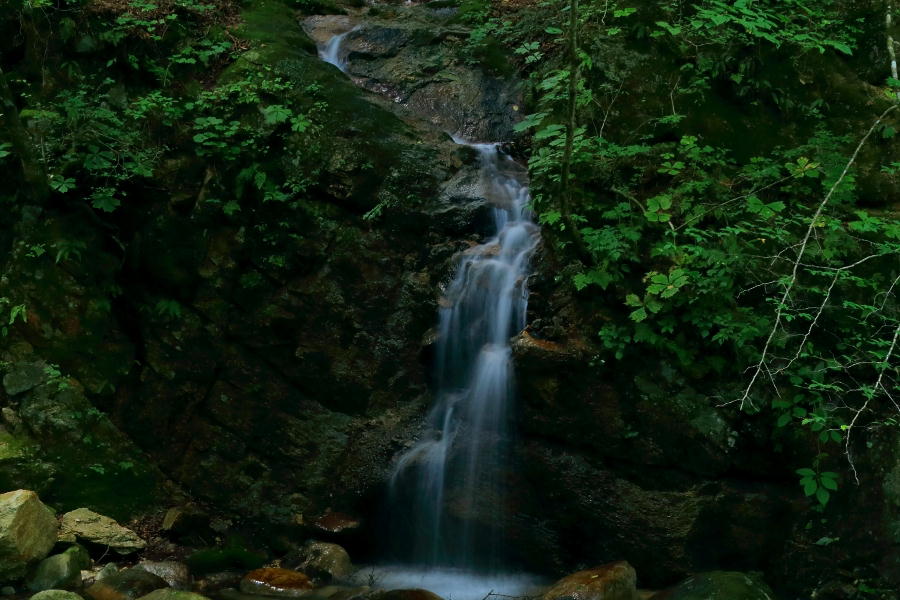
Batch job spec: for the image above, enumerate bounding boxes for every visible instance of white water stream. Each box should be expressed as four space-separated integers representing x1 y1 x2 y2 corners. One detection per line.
315 26 543 600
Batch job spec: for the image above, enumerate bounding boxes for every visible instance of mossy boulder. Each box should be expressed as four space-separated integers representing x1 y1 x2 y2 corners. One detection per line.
0 490 58 582
658 572 775 600
26 545 91 592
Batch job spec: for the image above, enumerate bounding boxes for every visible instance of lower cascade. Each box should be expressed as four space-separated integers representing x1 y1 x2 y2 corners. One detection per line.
386 140 539 570
372 143 542 600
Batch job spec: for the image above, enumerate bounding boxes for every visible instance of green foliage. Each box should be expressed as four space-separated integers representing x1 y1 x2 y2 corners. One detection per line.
0 298 27 338
797 467 839 506
510 0 899 507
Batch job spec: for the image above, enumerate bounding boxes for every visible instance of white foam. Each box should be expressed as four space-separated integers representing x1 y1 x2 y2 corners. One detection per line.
352 566 547 600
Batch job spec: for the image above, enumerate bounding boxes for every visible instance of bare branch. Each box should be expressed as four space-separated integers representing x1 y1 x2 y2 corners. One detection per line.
845 320 900 484
737 105 899 410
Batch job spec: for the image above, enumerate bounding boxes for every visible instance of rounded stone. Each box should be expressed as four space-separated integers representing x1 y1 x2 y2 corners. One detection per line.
30 591 84 600
543 562 638 600
239 568 313 598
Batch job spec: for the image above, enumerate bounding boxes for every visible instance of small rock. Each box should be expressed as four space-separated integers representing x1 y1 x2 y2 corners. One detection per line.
367 590 443 600
135 590 210 600
97 564 119 581
82 563 119 588
239 568 313 598
289 542 352 583
84 568 168 600
0 490 59 581
193 572 242 595
27 545 92 591
30 591 84 600
311 513 360 535
133 563 190 591
658 571 774 600
59 509 145 554
543 562 638 600
1 586 13 596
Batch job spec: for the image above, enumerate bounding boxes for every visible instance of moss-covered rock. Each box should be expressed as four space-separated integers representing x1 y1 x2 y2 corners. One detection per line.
658 572 775 600
26 545 91 592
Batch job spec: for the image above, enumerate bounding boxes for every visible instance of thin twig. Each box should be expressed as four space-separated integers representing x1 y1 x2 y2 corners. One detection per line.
737 104 899 410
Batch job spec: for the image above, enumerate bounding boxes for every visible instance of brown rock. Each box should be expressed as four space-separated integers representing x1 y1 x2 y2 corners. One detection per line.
370 590 443 600
312 513 360 535
85 568 169 600
543 562 639 600
239 568 313 598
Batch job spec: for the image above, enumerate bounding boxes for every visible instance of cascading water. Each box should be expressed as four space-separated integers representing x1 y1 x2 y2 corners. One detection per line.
371 143 543 600
386 142 539 570
319 27 355 72
314 25 544 600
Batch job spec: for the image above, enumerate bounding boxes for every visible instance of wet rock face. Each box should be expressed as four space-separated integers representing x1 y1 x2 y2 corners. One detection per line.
303 9 521 141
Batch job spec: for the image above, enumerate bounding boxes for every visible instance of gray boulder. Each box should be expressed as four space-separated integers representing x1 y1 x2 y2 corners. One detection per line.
0 490 58 582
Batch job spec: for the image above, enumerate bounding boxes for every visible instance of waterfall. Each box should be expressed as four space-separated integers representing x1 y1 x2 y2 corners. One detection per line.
319 28 355 72
313 25 543 600
386 142 539 570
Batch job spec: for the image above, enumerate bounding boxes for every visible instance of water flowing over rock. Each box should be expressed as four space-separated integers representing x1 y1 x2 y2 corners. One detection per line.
386 142 539 569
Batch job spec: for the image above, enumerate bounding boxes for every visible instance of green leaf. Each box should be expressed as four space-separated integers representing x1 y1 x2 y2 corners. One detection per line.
796 468 816 477
820 477 838 491
91 188 120 212
262 104 291 124
815 487 830 505
802 479 817 496
222 200 241 216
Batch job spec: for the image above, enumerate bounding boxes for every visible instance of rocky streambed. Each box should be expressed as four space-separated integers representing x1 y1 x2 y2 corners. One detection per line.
1 489 776 600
